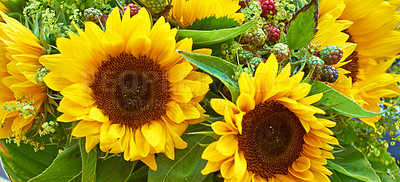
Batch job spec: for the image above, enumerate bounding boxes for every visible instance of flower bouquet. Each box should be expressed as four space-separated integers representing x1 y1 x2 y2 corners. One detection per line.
0 0 400 181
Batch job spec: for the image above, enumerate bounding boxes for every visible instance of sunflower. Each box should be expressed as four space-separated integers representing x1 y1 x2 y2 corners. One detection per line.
40 8 212 170
339 0 400 61
201 54 337 181
0 12 46 142
313 0 400 128
169 0 244 27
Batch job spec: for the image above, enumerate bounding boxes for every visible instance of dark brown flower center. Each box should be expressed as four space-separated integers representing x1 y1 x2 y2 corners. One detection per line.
90 52 170 129
238 101 305 179
342 30 359 83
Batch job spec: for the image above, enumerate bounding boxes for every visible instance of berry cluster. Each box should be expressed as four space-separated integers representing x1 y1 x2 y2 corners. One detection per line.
238 49 254 64
319 45 343 65
307 56 324 73
264 24 281 42
249 57 264 70
320 65 339 83
259 0 277 17
123 3 141 17
84 8 102 24
271 43 290 62
241 27 267 47
142 0 166 14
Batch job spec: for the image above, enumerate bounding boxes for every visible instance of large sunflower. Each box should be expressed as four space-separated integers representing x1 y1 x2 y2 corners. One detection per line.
0 12 46 142
201 54 337 181
313 0 400 128
169 0 244 27
40 8 212 170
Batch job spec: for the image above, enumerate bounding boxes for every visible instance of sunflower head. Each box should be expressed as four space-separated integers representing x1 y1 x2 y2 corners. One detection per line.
314 0 400 128
0 12 45 143
169 0 244 27
40 7 212 170
201 54 337 181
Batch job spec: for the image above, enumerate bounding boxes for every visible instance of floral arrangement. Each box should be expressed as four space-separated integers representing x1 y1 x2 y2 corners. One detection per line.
0 0 400 181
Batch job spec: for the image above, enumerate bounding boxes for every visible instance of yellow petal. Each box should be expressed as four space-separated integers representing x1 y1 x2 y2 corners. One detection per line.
135 129 151 157
167 61 193 83
141 122 163 147
60 83 95 107
234 149 247 180
288 168 314 181
72 121 101 137
102 29 124 57
88 107 109 123
236 93 255 112
201 160 224 175
140 154 157 171
216 134 238 157
238 72 255 98
166 101 186 123
211 121 238 135
292 156 311 172
85 135 100 153
220 158 235 179
210 98 239 116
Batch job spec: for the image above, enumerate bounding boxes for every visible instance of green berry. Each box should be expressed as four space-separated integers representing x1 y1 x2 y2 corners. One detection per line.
307 56 324 73
320 45 343 65
249 57 264 70
241 27 267 47
238 49 254 64
142 0 167 14
271 43 290 62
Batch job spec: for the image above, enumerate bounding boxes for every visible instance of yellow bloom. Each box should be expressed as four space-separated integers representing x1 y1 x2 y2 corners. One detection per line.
0 12 45 141
169 0 244 27
40 8 212 170
313 0 400 128
340 0 400 61
201 54 337 181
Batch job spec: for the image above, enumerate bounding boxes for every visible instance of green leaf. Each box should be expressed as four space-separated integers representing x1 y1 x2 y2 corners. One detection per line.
328 144 381 182
179 51 240 101
127 165 149 182
0 140 58 181
309 81 400 118
177 19 256 45
29 142 82 182
96 155 136 182
148 134 215 182
286 0 318 50
331 169 364 182
368 158 400 182
80 138 97 182
187 16 240 30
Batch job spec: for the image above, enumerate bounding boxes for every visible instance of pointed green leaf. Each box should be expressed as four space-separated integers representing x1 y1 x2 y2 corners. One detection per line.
328 144 381 182
79 138 97 182
287 0 318 50
0 140 58 181
29 142 82 182
148 134 214 182
128 165 149 182
96 155 136 182
177 19 256 45
179 51 239 101
309 81 400 118
368 158 400 182
187 16 240 30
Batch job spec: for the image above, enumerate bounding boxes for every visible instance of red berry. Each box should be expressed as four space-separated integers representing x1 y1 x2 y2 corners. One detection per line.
258 0 277 17
123 3 141 17
264 24 281 42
